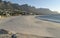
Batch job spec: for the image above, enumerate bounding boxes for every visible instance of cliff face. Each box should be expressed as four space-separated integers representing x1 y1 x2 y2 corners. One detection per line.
0 0 59 15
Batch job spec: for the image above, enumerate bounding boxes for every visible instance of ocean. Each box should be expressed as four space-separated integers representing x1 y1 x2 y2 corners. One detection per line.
36 14 60 23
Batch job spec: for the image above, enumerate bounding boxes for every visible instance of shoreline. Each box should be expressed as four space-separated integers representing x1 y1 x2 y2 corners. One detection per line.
0 15 60 38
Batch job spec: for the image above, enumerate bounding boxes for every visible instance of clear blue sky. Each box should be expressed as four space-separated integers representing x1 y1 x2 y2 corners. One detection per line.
4 0 60 12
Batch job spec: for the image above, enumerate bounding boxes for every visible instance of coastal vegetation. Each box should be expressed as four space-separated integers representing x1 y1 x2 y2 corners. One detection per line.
0 0 59 17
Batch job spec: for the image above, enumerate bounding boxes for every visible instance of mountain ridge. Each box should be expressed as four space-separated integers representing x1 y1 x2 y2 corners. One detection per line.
0 0 59 16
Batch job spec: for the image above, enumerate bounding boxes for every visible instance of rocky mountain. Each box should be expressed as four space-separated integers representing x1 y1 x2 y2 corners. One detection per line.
0 0 59 15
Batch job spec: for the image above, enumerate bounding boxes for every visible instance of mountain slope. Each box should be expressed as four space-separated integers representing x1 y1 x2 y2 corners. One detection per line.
0 0 59 15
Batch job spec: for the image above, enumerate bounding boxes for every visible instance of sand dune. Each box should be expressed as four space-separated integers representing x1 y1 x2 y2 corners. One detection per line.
0 15 60 38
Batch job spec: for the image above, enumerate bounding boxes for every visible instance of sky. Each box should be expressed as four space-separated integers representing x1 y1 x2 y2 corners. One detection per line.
4 0 60 12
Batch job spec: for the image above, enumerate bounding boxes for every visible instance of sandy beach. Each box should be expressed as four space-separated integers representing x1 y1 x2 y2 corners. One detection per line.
0 15 60 38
